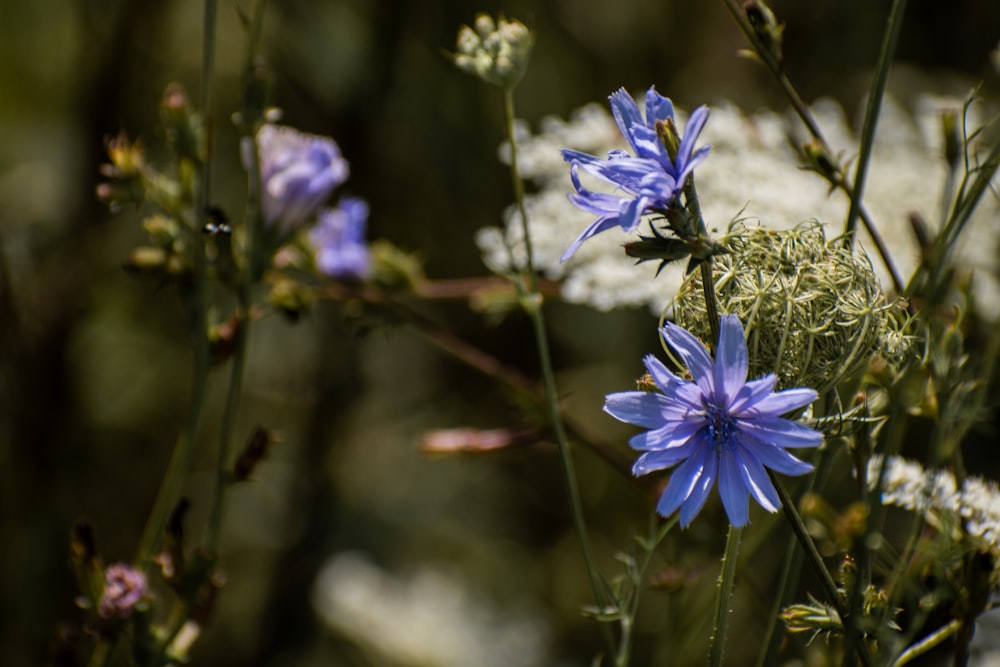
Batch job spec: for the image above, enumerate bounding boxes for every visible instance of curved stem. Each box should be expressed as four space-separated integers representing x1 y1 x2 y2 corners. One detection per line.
890 620 960 667
771 473 873 667
708 524 743 667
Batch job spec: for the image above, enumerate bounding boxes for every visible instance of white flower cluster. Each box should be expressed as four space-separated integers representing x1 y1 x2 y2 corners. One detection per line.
869 455 1000 550
312 552 550 667
477 94 1000 316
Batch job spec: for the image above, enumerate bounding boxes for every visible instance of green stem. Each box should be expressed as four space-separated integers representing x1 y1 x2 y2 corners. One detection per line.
844 0 908 245
756 440 837 667
615 517 676 667
134 1 219 567
500 86 610 639
890 620 961 667
771 473 873 667
134 241 210 565
684 178 721 344
708 524 743 667
203 0 267 553
719 0 904 294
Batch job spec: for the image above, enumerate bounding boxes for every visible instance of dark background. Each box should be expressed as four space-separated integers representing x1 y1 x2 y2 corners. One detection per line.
2 0 999 665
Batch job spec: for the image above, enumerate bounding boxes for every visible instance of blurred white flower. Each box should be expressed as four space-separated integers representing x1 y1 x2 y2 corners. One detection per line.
869 455 1000 552
312 552 550 667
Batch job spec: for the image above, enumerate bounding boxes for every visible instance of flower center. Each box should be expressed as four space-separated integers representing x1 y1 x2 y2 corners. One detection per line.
706 406 737 450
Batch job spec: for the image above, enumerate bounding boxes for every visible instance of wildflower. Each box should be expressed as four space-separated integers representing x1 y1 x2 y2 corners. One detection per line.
310 198 371 280
604 314 821 527
98 563 149 620
250 124 349 233
559 87 710 260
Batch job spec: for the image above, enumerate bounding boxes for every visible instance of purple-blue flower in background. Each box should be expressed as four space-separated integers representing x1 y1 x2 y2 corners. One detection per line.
560 87 710 261
250 124 349 233
604 315 821 528
310 197 371 280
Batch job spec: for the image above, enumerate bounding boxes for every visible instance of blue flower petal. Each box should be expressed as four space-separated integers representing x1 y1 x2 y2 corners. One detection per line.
677 106 710 167
739 417 824 449
633 439 698 475
660 322 715 397
642 355 704 411
609 88 644 155
643 86 675 126
678 444 718 527
656 440 711 519
718 450 750 527
714 315 749 406
604 392 668 429
744 387 818 417
728 374 778 414
740 434 814 476
629 419 703 452
734 447 780 512
560 215 621 261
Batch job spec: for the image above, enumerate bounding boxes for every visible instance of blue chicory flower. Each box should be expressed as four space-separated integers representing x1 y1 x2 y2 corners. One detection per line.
250 124 350 233
310 197 371 280
560 86 710 261
604 314 821 528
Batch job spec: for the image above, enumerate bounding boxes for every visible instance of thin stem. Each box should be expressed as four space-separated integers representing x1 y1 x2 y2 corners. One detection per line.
134 240 210 565
756 440 838 667
195 0 218 221
720 0 904 294
708 524 743 667
502 88 537 293
615 516 676 667
771 473 873 667
204 0 267 553
685 178 721 344
133 0 219 565
890 620 961 667
700 260 721 345
500 86 610 643
844 0 908 244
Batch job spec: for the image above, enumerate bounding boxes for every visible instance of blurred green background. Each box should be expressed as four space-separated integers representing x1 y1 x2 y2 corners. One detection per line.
2 0 999 665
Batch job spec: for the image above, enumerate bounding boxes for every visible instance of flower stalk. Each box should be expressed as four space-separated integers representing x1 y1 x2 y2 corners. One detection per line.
501 86 611 626
708 524 743 667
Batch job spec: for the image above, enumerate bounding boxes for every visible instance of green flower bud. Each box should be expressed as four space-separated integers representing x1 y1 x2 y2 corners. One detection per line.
452 13 534 89
744 0 785 67
673 221 907 393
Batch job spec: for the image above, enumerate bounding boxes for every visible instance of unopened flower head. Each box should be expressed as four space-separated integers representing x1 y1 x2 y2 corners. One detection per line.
249 124 349 233
605 314 821 527
560 87 710 260
98 563 149 620
453 14 533 89
310 197 371 280
673 221 905 393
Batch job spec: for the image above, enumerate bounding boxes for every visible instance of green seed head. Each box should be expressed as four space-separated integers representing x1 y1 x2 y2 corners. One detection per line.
673 220 907 393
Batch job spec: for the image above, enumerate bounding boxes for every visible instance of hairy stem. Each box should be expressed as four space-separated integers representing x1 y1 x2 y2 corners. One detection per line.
708 524 743 667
